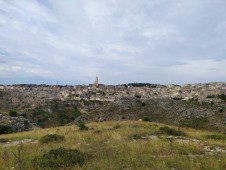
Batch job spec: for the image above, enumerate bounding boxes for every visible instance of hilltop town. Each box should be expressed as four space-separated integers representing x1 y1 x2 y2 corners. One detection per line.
0 77 226 104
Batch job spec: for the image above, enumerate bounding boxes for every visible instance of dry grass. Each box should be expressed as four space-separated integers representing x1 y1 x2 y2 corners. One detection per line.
0 121 226 170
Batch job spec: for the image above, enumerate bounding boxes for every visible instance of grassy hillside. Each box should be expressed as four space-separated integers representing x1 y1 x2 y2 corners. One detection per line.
0 121 226 170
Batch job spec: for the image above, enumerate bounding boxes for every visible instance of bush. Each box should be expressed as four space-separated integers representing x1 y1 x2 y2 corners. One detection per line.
141 102 146 107
77 123 88 130
33 147 86 169
156 126 186 136
142 116 151 122
9 110 17 117
207 95 216 98
218 94 226 101
58 114 70 126
218 108 224 113
39 134 64 144
73 107 81 118
0 125 14 134
172 97 183 100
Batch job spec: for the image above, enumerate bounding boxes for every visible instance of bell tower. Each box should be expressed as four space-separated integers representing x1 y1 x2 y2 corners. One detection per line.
94 76 98 87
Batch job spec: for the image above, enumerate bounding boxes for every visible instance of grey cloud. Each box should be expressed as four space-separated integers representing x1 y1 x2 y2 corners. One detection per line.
0 0 225 85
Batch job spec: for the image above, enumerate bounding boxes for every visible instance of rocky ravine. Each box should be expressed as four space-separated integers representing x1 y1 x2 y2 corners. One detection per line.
1 94 226 133
74 98 226 133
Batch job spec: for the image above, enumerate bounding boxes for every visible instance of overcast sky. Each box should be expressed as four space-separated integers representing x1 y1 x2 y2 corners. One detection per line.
0 0 226 85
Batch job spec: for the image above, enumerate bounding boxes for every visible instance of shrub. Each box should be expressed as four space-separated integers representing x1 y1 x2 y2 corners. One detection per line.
77 123 88 130
172 97 183 100
207 95 216 98
73 107 81 118
5 128 16 134
141 102 146 107
9 110 17 117
0 125 14 134
204 134 226 141
39 134 64 144
33 147 86 169
156 126 186 136
142 116 151 122
58 114 70 126
24 120 30 128
218 94 226 101
218 108 224 113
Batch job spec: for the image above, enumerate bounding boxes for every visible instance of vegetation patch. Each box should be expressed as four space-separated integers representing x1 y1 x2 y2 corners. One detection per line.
180 117 209 129
142 116 151 122
33 147 86 169
218 107 224 113
39 134 64 144
156 126 186 136
73 107 81 118
141 102 146 107
207 94 226 101
172 97 183 100
9 110 17 117
130 134 143 140
1 121 226 169
218 94 226 101
207 95 216 98
112 124 121 130
0 138 8 143
204 134 226 141
0 125 15 134
77 123 89 130
58 114 70 125
176 144 204 155
30 105 81 128
93 129 102 134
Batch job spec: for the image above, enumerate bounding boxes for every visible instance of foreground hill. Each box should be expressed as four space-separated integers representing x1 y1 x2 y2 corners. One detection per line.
0 121 226 170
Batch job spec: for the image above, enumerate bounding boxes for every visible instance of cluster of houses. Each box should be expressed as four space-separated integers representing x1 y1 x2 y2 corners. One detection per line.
0 80 226 103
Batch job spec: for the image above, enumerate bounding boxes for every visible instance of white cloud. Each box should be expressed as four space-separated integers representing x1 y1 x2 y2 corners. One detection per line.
142 27 180 41
164 59 226 83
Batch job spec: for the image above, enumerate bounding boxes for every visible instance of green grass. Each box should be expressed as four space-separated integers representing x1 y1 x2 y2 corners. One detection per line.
0 121 226 170
204 134 226 141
